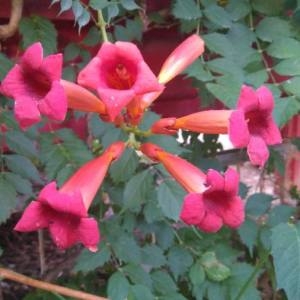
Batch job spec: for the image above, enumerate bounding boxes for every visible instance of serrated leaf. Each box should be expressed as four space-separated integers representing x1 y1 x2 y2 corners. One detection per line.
123 264 152 288
109 148 139 183
121 0 140 10
89 0 110 10
283 77 300 97
274 58 300 76
0 176 17 223
151 270 178 295
106 4 119 23
252 0 285 15
123 169 153 211
157 179 185 221
77 9 90 32
72 0 84 20
4 154 42 183
271 223 300 300
203 4 232 29
183 59 213 82
246 193 273 216
238 218 258 256
146 135 185 155
168 246 193 279
189 261 205 286
225 0 250 21
64 43 81 61
267 205 295 227
114 19 143 42
155 223 175 250
172 0 202 20
4 172 33 196
59 0 72 14
111 235 142 264
267 37 300 59
129 285 154 300
0 53 13 81
74 245 111 273
255 17 293 42
273 97 300 127
19 16 57 55
5 130 38 158
200 252 230 282
141 245 166 268
107 272 130 300
82 27 101 46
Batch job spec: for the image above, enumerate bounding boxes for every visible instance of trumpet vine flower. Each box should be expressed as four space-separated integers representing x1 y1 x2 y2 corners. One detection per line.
140 143 244 232
151 110 232 135
229 85 282 166
78 41 163 121
14 141 125 251
128 34 205 123
0 42 67 129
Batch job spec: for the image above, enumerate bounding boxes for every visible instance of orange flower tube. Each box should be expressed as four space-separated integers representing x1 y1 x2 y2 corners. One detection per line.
140 142 206 193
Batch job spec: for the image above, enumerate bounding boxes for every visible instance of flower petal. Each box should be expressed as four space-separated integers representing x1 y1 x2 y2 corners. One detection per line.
38 182 87 217
77 57 102 90
78 217 100 252
237 85 259 112
38 80 67 121
40 53 63 81
205 169 224 192
257 85 274 113
20 42 43 70
261 118 282 145
97 87 135 121
222 196 245 229
1 65 25 98
14 97 41 129
224 167 239 195
197 211 223 232
229 109 250 147
14 201 49 231
180 193 205 225
247 135 269 166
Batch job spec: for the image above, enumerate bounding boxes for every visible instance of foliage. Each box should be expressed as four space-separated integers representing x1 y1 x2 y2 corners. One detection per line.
1 0 300 299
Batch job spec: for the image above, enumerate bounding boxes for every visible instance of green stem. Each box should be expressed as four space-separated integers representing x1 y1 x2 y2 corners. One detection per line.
97 10 108 42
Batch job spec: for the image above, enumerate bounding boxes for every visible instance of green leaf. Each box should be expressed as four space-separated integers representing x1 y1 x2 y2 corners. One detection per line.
5 130 38 158
73 245 110 273
245 193 273 216
123 169 153 211
271 223 300 300
107 272 130 300
64 43 81 61
109 148 139 183
4 172 33 195
0 176 17 223
123 264 152 288
273 97 300 128
143 196 164 223
0 53 13 81
283 77 300 97
121 0 140 10
151 270 178 295
72 0 84 20
267 205 295 227
157 179 185 221
267 37 300 59
183 59 213 82
106 4 120 23
4 154 42 183
189 261 205 286
203 4 232 29
206 77 242 108
225 0 250 21
200 252 231 282
89 0 110 10
114 19 143 42
19 16 57 55
111 235 142 264
172 0 202 20
238 218 258 256
146 135 185 155
155 222 175 250
82 27 101 46
274 58 300 76
129 285 154 300
252 0 285 15
77 9 91 32
167 246 193 279
141 245 166 268
59 0 72 14
255 17 293 42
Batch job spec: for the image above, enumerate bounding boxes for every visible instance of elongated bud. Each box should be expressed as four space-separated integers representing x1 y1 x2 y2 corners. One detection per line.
140 142 206 193
61 79 106 115
158 34 205 84
60 141 125 209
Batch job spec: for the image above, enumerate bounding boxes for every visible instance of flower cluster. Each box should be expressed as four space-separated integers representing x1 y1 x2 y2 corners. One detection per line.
0 33 282 250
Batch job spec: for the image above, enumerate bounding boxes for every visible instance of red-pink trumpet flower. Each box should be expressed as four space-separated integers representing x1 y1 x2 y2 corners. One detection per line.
15 141 125 251
1 42 67 129
140 143 244 232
